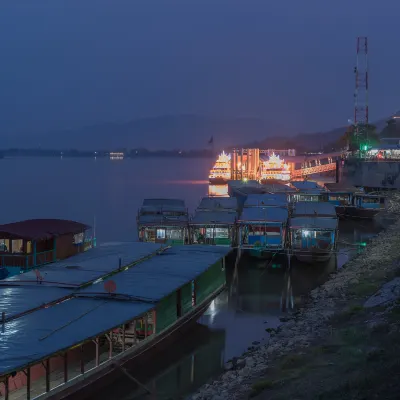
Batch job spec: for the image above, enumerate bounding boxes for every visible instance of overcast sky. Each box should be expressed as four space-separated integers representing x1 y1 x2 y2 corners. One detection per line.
0 0 399 139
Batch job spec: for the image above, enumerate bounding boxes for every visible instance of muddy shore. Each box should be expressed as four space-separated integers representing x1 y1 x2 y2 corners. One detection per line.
189 194 400 400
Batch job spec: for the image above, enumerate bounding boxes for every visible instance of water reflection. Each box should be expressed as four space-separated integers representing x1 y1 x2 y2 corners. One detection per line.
208 184 228 197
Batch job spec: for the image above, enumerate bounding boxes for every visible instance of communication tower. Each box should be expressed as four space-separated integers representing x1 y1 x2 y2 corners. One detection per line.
353 36 369 149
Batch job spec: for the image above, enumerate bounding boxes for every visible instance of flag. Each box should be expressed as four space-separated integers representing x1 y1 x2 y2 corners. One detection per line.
208 136 214 145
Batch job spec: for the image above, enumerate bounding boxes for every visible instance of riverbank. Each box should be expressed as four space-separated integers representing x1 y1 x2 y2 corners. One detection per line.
190 194 400 400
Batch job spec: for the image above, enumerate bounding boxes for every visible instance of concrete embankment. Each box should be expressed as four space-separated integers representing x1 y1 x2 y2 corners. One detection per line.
190 194 400 400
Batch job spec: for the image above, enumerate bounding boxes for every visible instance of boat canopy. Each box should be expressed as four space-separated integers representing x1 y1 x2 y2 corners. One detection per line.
137 214 189 226
142 198 185 208
244 193 288 208
191 211 237 225
239 207 288 223
291 181 322 191
0 219 90 241
293 201 336 217
197 197 238 212
0 242 163 320
0 245 231 376
289 217 338 230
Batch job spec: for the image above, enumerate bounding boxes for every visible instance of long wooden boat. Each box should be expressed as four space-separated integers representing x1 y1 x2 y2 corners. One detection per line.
289 201 338 263
325 184 386 219
0 218 95 279
137 198 189 245
0 244 230 400
238 206 289 259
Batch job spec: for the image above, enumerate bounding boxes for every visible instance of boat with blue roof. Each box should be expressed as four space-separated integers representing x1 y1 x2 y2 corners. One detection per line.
189 197 238 246
325 183 387 219
0 242 230 399
238 199 289 258
289 201 338 263
137 198 189 244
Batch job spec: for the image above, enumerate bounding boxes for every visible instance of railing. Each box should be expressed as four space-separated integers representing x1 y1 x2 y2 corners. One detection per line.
0 250 54 270
291 162 336 178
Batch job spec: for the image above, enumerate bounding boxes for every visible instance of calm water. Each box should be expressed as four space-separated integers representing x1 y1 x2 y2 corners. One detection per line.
1 157 387 400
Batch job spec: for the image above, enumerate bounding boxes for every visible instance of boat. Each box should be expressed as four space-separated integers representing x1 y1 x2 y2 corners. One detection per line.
238 206 289 258
0 218 95 278
110 152 124 160
137 198 189 245
209 151 232 185
289 201 338 263
259 152 291 183
0 244 230 400
243 193 288 209
325 183 387 219
189 197 238 246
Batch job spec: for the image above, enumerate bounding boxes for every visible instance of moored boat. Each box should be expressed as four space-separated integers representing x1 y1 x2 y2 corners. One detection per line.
0 244 230 400
289 201 338 263
209 151 231 185
325 183 387 219
238 206 289 258
0 218 94 278
137 198 189 245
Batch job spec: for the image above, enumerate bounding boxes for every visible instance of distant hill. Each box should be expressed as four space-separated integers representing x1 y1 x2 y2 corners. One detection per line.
9 114 391 152
20 115 280 151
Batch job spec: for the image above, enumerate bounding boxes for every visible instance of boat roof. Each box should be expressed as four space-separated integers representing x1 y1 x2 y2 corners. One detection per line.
239 207 288 223
291 181 321 190
289 217 338 230
142 198 185 208
137 214 188 226
190 211 237 225
293 201 337 217
244 193 288 207
295 189 326 195
261 183 295 192
197 197 238 211
0 246 230 376
0 242 163 319
0 219 90 240
325 183 360 193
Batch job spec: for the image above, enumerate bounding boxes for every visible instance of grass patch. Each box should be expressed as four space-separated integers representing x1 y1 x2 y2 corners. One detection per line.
348 281 379 297
279 354 305 370
250 379 276 397
330 304 365 324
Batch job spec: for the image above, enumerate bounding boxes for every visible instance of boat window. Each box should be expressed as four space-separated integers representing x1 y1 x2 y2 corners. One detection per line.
0 239 9 252
11 239 23 253
361 197 380 204
26 241 32 254
166 229 183 240
156 229 166 239
73 232 84 244
206 228 229 238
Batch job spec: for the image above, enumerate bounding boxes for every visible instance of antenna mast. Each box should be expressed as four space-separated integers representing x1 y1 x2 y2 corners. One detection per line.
354 36 369 149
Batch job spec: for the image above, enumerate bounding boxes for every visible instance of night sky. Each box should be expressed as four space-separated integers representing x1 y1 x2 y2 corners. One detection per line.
0 0 399 144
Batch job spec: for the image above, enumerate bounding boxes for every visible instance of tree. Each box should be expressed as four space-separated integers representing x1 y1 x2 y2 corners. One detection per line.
338 123 379 152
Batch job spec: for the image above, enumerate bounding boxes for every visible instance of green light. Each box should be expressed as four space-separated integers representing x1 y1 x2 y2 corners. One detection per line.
361 145 368 151
360 242 367 247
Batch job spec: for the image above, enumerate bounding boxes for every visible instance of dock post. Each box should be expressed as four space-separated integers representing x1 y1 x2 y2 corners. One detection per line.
4 376 8 400
33 241 37 266
45 359 50 392
26 368 31 400
63 353 68 383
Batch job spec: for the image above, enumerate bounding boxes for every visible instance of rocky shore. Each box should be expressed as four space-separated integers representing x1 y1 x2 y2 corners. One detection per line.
190 194 400 400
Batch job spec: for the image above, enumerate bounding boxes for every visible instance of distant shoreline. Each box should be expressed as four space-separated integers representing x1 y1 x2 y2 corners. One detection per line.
0 150 215 159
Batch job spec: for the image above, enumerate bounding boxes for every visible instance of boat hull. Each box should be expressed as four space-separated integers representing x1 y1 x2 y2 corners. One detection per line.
335 206 380 219
209 177 228 185
293 250 332 263
43 285 226 400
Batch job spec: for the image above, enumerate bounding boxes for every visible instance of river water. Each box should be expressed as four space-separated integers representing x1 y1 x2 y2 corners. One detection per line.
0 157 388 400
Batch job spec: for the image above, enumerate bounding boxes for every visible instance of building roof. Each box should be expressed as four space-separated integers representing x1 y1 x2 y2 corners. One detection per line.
0 219 90 240
291 181 321 191
197 197 238 211
293 201 337 217
190 211 237 225
0 245 230 375
239 207 288 223
0 242 162 319
244 193 288 208
289 217 338 230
